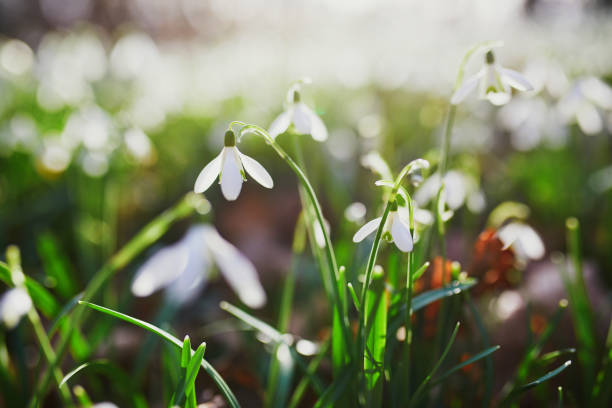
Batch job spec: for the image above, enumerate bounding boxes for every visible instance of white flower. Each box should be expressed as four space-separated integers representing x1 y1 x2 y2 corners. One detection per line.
498 222 545 261
451 50 533 106
268 87 328 141
352 204 413 252
194 130 273 201
558 77 612 135
0 287 32 329
131 224 267 309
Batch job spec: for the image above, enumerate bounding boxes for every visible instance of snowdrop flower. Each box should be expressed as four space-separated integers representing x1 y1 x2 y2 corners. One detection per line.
414 170 484 213
558 77 612 135
0 287 32 329
131 224 266 308
268 85 328 141
194 130 273 201
451 50 533 106
498 222 545 261
353 202 413 252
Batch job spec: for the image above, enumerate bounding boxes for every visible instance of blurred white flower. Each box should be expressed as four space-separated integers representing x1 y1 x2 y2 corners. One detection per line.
360 151 393 180
344 202 367 223
194 130 273 201
451 50 533 106
131 224 266 308
414 170 484 213
353 203 413 252
0 288 32 329
124 128 154 163
268 85 328 141
313 218 330 249
558 77 612 135
498 222 545 261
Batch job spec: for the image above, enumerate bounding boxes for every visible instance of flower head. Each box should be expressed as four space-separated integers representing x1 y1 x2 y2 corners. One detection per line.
558 76 612 135
451 50 533 106
268 84 328 141
131 224 267 309
352 201 413 252
194 129 273 201
0 287 32 329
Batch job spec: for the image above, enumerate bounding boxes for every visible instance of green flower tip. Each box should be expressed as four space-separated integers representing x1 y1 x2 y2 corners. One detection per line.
485 50 495 64
293 89 301 103
224 130 236 147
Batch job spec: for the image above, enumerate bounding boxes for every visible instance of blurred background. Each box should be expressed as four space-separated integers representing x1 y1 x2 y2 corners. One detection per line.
1 0 612 406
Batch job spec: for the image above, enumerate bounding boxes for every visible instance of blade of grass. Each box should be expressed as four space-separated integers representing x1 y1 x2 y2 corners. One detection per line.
431 345 500 385
539 348 576 364
558 386 563 408
175 342 206 406
220 301 324 394
313 365 356 408
592 318 612 407
465 293 494 408
563 218 597 394
409 322 460 407
31 193 198 407
363 267 388 407
36 232 76 299
266 214 304 408
508 361 572 400
288 339 330 408
78 301 240 408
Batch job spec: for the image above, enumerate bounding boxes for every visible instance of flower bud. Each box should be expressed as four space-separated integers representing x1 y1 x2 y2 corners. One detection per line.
224 130 236 147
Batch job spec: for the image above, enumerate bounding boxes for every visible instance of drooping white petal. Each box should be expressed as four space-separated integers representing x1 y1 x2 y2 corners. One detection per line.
165 226 212 304
194 151 223 193
292 103 312 134
203 226 266 308
131 241 190 297
501 68 534 92
576 103 603 135
0 288 32 329
268 111 292 138
390 213 413 252
486 91 512 106
353 217 382 243
239 151 273 188
451 71 482 105
308 110 328 141
219 147 243 201
498 222 545 260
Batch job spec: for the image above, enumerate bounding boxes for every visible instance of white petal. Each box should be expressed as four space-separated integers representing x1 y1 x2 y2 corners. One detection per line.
391 213 413 252
501 68 534 92
313 219 330 248
220 147 243 201
131 242 190 297
498 222 545 260
0 288 32 329
352 217 382 243
576 103 602 135
451 72 481 105
486 91 512 106
268 111 291 138
203 226 266 308
292 103 312 134
308 110 328 141
194 151 222 193
165 226 212 304
239 151 273 188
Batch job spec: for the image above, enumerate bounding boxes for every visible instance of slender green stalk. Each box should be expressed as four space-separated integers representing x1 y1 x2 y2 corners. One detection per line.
236 123 352 353
30 193 198 407
6 247 73 406
265 212 305 408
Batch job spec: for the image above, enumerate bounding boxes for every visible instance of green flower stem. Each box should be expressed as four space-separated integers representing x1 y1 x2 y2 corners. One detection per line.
235 123 352 355
6 247 73 406
30 193 198 407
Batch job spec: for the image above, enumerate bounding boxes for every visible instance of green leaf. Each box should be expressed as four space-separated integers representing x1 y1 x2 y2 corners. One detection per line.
181 335 191 368
78 301 240 408
432 345 500 385
409 322 460 407
363 268 387 407
36 233 76 299
175 342 206 406
518 360 572 392
60 360 108 388
313 366 356 408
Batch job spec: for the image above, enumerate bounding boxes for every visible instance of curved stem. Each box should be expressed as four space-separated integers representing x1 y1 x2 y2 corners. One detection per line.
237 124 352 352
